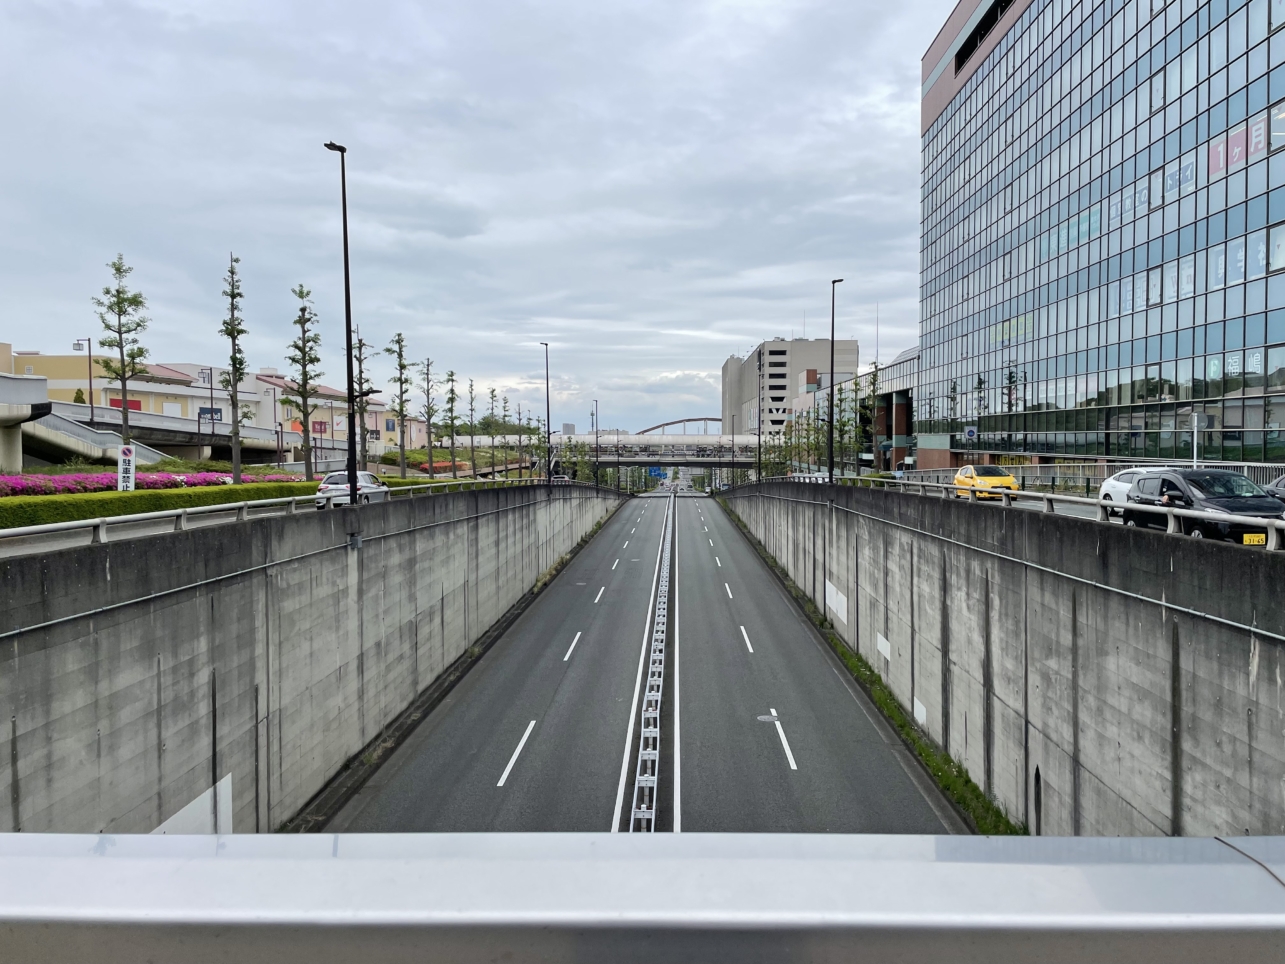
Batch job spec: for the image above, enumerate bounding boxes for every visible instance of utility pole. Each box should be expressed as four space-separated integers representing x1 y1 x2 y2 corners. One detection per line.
323 140 359 507
756 345 762 481
828 278 843 484
541 342 552 488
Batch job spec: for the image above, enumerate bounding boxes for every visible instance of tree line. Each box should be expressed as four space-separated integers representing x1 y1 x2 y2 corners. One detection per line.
90 254 546 483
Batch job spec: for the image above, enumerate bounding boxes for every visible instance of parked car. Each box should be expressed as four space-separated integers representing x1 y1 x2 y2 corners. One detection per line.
315 471 391 508
952 464 1019 498
1122 469 1285 542
1098 466 1176 515
1266 474 1285 500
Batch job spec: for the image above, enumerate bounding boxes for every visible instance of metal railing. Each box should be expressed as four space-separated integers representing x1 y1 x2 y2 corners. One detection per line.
1 833 1282 961
0 477 610 549
749 476 1285 550
899 460 1285 490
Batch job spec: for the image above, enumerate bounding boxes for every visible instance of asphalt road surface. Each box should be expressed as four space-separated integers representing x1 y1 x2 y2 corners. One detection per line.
331 491 959 833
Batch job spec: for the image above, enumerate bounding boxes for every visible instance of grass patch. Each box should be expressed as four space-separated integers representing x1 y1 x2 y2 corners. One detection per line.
0 482 318 529
717 495 1025 837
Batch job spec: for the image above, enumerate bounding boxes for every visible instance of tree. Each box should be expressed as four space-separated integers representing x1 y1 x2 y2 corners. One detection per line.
354 331 375 469
93 254 149 443
415 357 436 478
444 370 459 478
384 333 412 479
467 379 477 478
488 388 498 475
218 254 248 484
73 388 86 404
284 285 323 481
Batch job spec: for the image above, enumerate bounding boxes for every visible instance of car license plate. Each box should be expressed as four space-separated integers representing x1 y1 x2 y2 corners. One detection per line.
1244 533 1267 546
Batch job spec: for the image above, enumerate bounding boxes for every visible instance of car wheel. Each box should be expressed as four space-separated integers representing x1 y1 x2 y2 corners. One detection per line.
361 495 371 505
1124 516 1137 527
1189 527 1204 539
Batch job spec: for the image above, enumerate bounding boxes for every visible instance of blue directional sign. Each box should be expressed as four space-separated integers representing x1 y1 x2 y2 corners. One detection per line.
648 466 664 478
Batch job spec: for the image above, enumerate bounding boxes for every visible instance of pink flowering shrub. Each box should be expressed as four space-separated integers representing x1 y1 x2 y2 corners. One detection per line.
0 473 304 497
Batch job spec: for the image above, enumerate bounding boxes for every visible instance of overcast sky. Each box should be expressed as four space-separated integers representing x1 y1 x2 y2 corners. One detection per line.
1 0 954 432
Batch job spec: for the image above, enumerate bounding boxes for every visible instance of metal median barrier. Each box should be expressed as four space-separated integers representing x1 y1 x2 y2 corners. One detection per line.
773 475 1285 550
0 478 604 550
0 833 1282 962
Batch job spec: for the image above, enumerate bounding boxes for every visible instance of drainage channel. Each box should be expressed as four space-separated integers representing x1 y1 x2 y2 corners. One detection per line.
629 492 675 832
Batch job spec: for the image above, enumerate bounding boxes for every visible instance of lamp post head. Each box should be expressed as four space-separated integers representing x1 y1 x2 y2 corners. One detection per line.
73 341 84 351
324 141 347 154
832 278 844 285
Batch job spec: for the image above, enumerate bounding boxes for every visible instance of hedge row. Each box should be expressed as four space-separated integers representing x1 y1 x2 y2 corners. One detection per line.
0 482 319 530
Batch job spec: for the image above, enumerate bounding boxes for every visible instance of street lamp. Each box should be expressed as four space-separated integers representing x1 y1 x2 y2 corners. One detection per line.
199 367 214 460
540 342 552 488
71 338 96 425
756 346 762 482
324 140 359 508
828 278 843 484
730 413 736 487
593 399 599 488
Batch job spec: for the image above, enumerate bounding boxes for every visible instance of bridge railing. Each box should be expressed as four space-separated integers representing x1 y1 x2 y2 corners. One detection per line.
0 477 609 548
736 475 1285 550
1 833 1282 962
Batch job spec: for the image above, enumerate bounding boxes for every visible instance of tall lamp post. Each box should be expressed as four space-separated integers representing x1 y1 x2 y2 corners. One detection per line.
827 278 844 484
593 399 599 487
756 346 762 481
540 342 552 488
72 338 96 425
730 413 736 488
324 140 360 508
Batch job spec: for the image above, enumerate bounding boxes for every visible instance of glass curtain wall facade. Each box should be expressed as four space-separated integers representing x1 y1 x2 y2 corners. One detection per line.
920 0 1285 464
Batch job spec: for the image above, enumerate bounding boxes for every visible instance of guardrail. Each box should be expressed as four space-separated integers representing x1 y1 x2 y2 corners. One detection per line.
0 477 611 548
1 833 1282 962
747 476 1285 550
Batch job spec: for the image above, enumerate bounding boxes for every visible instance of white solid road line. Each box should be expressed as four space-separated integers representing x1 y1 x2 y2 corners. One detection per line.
724 583 733 599
612 494 672 832
673 530 682 834
563 631 583 661
594 586 605 603
716 557 722 567
612 559 619 570
770 708 798 771
740 625 754 653
497 720 537 786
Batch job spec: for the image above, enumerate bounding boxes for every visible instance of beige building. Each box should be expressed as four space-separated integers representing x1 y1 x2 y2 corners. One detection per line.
721 337 859 436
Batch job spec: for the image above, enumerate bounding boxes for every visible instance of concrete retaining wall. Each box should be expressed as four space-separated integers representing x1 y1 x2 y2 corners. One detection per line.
0 484 622 833
725 481 1285 837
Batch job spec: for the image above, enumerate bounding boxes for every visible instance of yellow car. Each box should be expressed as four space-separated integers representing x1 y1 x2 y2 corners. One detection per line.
953 464 1020 499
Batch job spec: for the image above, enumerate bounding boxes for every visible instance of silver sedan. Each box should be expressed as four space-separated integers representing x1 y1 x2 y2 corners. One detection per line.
315 471 391 507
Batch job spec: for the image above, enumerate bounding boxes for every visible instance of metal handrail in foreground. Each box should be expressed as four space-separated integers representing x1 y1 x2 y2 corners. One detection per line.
0 477 609 546
754 475 1285 550
0 833 1282 962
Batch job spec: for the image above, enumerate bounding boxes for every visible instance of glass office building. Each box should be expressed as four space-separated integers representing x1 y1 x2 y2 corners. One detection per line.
917 0 1285 467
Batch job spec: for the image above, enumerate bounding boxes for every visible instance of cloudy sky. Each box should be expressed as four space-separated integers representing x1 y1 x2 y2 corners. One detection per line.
1 0 953 431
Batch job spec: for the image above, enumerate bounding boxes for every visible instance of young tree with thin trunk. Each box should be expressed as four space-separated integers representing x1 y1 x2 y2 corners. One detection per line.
415 358 436 478
354 331 374 470
284 285 323 481
467 379 477 478
93 254 150 444
384 333 412 479
444 371 459 478
488 388 498 474
218 253 248 484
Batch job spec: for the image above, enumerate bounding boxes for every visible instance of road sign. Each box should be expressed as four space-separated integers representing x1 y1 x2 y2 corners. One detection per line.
648 466 664 478
963 426 978 441
117 445 135 492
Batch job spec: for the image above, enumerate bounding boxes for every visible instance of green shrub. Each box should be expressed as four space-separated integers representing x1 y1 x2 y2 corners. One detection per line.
0 482 318 530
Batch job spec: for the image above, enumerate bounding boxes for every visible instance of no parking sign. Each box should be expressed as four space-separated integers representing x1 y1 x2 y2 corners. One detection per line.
117 445 135 491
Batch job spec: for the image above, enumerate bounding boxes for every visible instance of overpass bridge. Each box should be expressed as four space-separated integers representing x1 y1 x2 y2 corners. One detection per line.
555 433 761 469
1 477 1282 955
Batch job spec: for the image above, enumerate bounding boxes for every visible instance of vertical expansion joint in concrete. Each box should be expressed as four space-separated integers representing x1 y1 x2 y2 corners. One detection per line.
1170 616 1183 837
210 668 219 835
1071 590 1081 837
9 715 18 833
154 655 163 827
940 553 950 756
982 570 993 801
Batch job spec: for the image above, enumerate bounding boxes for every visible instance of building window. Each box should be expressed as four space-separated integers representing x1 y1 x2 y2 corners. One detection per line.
953 0 1014 74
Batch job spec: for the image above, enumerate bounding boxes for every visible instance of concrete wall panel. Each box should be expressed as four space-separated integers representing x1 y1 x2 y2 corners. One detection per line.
0 485 621 833
726 482 1285 837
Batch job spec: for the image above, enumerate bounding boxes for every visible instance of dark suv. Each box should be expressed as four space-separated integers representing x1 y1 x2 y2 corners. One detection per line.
1123 469 1285 543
